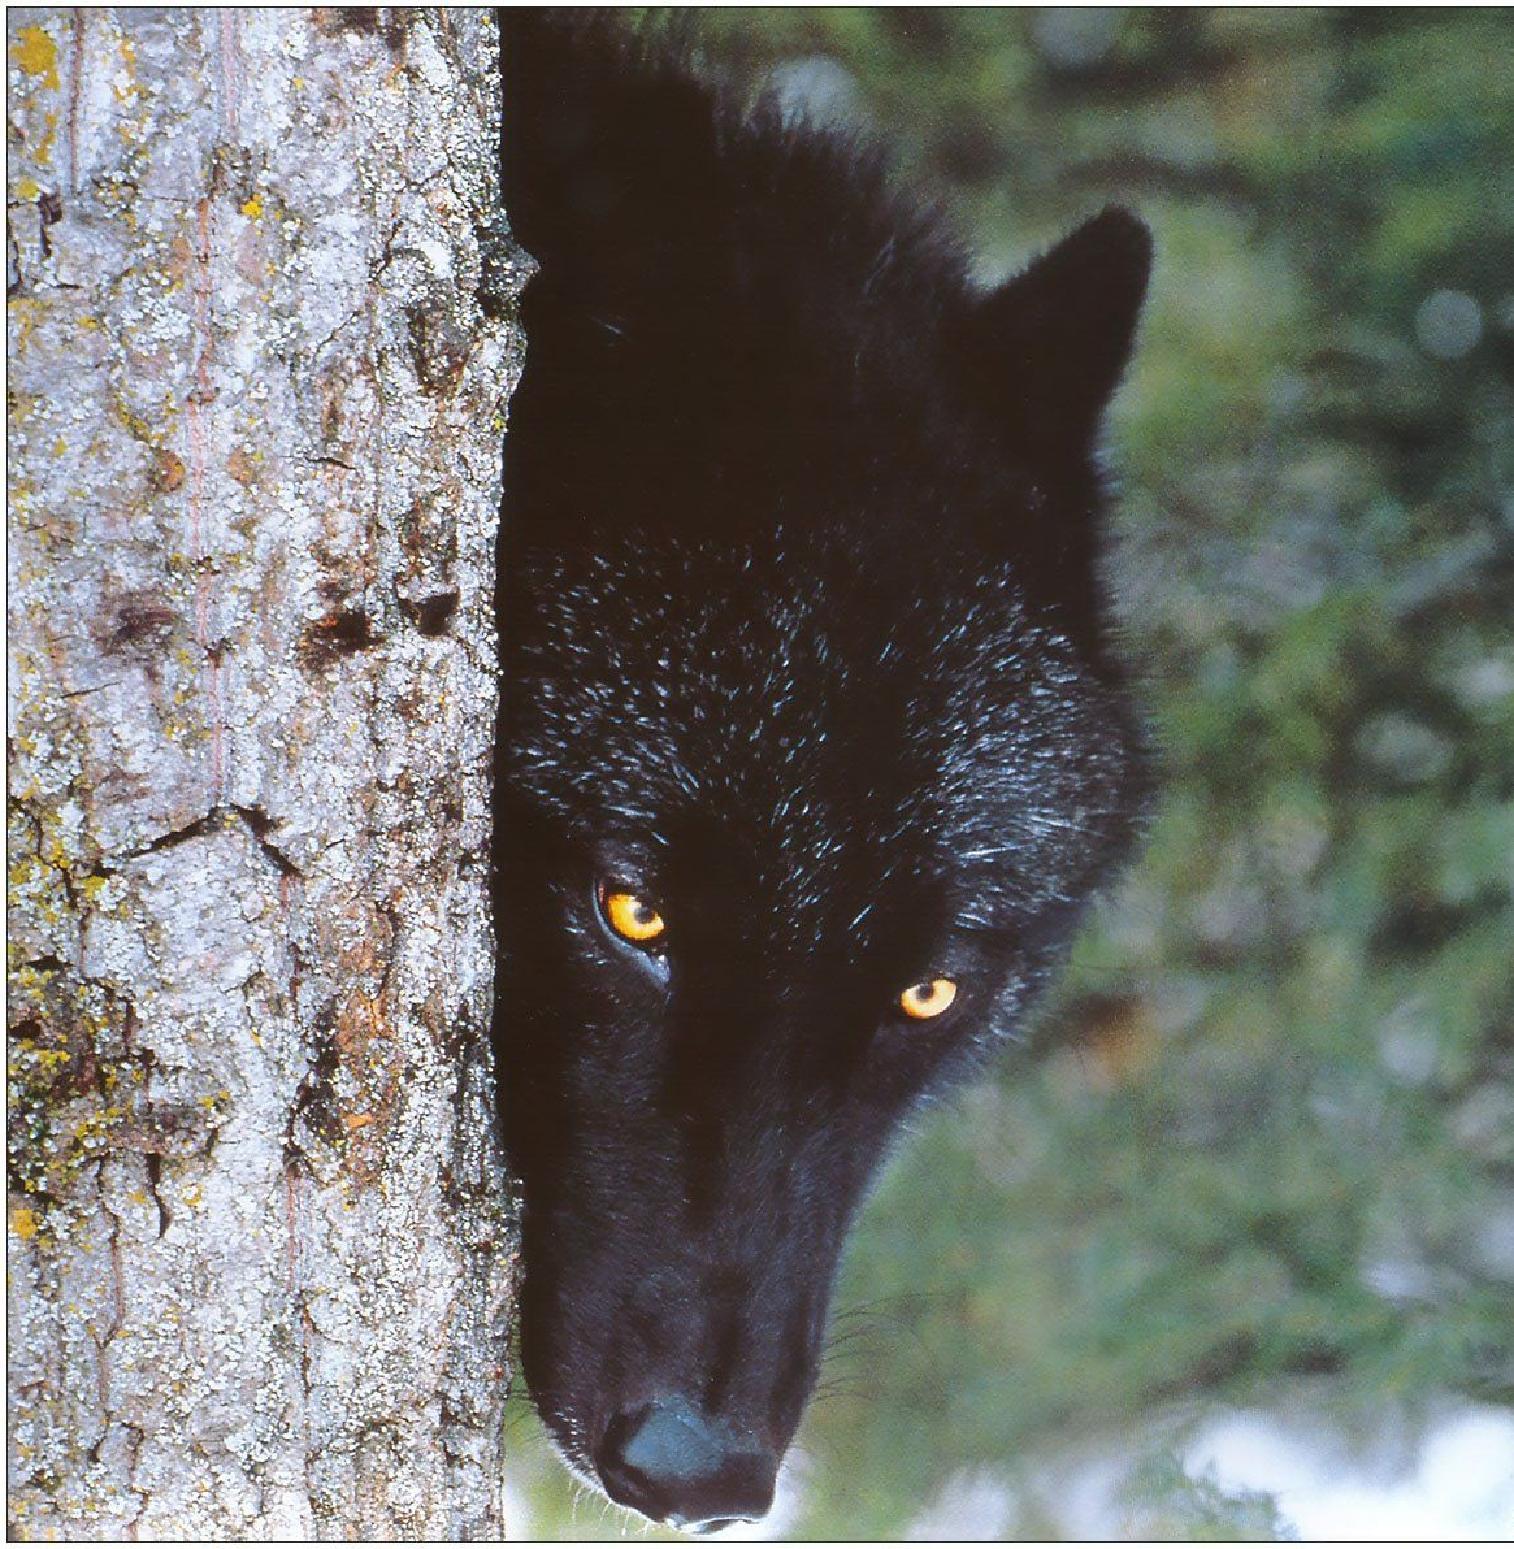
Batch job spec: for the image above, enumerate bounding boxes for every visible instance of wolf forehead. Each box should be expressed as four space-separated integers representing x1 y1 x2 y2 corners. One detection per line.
507 530 1131 910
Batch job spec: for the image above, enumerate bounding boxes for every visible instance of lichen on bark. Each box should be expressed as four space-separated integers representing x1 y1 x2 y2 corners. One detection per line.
7 8 524 1537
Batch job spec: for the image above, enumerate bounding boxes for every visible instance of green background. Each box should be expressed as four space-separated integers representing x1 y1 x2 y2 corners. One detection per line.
508 9 1514 1538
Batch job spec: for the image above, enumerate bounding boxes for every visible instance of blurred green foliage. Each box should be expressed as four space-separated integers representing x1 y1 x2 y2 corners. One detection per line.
1115 1451 1300 1541
510 9 1514 1538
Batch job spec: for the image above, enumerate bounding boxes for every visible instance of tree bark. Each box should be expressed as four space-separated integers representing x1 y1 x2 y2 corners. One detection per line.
7 8 523 1537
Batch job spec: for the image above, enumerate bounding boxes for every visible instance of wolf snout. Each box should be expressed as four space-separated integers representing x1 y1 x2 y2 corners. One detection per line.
596 1395 778 1532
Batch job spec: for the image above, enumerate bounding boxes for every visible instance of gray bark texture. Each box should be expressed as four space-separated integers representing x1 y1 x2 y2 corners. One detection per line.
7 8 525 1538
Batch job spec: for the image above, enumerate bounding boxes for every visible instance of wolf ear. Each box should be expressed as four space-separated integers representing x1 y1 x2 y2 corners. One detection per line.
962 207 1152 455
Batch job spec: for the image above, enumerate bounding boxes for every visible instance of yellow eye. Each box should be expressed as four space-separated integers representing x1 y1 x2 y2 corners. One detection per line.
601 887 667 946
899 978 957 1020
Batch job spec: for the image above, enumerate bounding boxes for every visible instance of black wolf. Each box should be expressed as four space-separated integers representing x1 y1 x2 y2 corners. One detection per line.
496 11 1151 1533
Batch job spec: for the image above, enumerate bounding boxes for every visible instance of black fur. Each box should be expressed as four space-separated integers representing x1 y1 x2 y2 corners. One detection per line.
495 11 1151 1531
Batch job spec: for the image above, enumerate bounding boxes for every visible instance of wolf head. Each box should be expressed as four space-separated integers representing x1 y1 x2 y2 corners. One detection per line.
498 45 1152 1520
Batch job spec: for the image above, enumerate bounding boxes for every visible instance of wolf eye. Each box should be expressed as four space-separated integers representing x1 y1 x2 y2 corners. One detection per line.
899 978 957 1020
600 886 667 946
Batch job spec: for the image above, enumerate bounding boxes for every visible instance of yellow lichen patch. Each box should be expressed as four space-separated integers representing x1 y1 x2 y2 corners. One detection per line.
11 25 60 89
112 396 156 444
35 108 59 167
240 193 265 220
8 852 50 915
15 175 41 202
111 29 139 110
8 852 41 888
10 1205 41 1241
11 1045 73 1076
12 962 56 996
72 1106 126 1148
9 297 43 355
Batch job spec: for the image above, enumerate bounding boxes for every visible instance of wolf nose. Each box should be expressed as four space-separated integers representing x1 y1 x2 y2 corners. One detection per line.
597 1396 777 1530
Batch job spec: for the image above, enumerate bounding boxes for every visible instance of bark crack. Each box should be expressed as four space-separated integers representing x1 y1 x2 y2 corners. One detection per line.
120 1422 148 1540
100 805 303 878
88 1164 150 1533
144 1154 171 1238
229 804 302 878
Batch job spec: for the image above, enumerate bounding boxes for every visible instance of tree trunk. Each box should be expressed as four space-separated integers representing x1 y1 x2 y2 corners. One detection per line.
7 8 523 1537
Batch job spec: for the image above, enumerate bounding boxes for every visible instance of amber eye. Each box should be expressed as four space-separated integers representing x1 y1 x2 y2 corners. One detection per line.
899 978 957 1020
600 886 667 946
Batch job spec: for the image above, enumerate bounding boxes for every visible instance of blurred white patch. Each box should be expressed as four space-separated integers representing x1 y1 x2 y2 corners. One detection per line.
501 1475 536 1539
1359 1246 1442 1304
1032 9 1123 68
1472 1194 1514 1281
1451 1082 1514 1164
1416 288 1483 359
1356 710 1453 786
1026 1450 1132 1541
1453 654 1514 709
1187 1403 1514 1539
1375 995 1441 1086
906 1468 1018 1540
